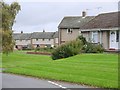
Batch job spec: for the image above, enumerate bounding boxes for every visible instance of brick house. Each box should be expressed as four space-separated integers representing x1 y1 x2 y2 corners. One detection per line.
81 12 120 50
58 11 94 45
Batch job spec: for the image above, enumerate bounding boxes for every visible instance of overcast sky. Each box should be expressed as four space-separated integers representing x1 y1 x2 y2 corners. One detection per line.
5 0 119 33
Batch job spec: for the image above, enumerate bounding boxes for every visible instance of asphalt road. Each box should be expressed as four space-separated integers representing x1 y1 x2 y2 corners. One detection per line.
1 73 89 89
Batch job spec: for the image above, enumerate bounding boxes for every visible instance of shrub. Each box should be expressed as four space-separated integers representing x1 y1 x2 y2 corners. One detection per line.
51 40 83 60
77 35 104 53
35 47 40 52
77 35 87 45
82 43 104 53
35 47 54 53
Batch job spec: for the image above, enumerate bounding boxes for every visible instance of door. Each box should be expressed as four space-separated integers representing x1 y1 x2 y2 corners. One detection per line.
110 31 116 49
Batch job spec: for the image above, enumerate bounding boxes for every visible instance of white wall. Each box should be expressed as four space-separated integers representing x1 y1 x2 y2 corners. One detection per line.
15 40 31 46
32 39 54 45
55 38 58 44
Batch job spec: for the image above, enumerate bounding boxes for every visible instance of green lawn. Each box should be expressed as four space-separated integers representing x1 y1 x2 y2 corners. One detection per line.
2 51 118 88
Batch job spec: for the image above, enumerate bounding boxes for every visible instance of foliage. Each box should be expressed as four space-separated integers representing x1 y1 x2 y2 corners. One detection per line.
82 43 104 53
0 30 2 52
1 1 21 54
2 30 15 54
77 35 87 45
77 35 104 53
51 40 83 60
35 47 54 53
1 1 21 30
35 47 40 52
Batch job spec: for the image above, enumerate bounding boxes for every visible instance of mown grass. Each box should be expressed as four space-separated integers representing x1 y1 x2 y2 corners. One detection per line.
2 51 118 88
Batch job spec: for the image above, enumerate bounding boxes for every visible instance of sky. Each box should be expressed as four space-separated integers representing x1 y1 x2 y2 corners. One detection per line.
4 0 119 33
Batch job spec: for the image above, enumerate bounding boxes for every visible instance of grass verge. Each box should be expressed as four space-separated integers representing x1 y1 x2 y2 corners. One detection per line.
2 51 118 88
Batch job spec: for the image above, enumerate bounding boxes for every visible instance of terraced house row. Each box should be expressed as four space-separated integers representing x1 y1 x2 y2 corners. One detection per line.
13 31 58 49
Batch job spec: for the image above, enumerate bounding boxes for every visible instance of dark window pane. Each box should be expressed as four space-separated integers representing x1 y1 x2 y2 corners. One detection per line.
116 30 119 42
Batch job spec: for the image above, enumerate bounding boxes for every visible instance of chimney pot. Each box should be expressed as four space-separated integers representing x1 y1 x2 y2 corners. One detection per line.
21 31 23 34
43 30 45 32
82 11 86 17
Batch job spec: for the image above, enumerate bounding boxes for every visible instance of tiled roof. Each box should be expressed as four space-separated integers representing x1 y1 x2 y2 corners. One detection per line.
81 12 120 29
53 31 58 38
31 32 55 39
13 32 58 40
58 16 95 28
13 33 32 40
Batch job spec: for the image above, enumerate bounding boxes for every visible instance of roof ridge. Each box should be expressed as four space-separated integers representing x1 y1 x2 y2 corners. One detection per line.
64 16 94 18
98 11 119 15
33 32 55 33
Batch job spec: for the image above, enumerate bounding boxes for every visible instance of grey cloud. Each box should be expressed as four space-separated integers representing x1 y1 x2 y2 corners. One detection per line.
12 2 118 32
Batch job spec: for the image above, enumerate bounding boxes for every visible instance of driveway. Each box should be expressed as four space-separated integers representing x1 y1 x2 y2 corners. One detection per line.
1 73 90 89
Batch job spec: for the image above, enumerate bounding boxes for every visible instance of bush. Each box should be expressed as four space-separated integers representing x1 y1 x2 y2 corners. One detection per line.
82 43 104 53
77 35 104 53
51 40 83 60
52 35 104 60
35 47 40 52
35 47 54 53
77 35 87 45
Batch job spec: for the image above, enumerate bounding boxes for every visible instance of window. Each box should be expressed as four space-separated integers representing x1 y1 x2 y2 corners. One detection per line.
92 31 98 43
49 39 50 41
116 30 119 42
36 38 38 41
20 40 22 41
67 29 72 33
42 39 44 41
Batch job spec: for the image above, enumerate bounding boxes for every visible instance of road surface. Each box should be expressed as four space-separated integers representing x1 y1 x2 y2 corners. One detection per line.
1 73 90 89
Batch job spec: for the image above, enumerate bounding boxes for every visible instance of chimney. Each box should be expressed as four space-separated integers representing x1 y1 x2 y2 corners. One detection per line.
43 29 45 32
21 31 23 34
82 11 86 17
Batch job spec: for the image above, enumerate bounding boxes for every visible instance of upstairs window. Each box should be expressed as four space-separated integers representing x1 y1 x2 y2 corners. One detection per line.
116 30 119 42
67 29 72 33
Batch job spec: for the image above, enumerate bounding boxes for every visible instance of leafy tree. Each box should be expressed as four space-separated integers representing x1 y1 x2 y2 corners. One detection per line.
0 1 21 54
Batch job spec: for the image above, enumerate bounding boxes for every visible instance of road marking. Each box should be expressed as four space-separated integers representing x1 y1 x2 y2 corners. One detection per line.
48 81 69 89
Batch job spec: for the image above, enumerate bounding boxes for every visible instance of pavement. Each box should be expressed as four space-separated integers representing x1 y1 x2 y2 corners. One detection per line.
0 72 90 89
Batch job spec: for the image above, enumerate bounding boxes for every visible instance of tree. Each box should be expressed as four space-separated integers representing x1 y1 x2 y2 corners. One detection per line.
0 1 21 54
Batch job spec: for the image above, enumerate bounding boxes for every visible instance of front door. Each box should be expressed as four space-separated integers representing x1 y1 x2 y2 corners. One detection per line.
109 31 116 49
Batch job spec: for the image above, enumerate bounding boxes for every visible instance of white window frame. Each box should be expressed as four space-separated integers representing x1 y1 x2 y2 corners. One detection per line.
92 31 98 43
